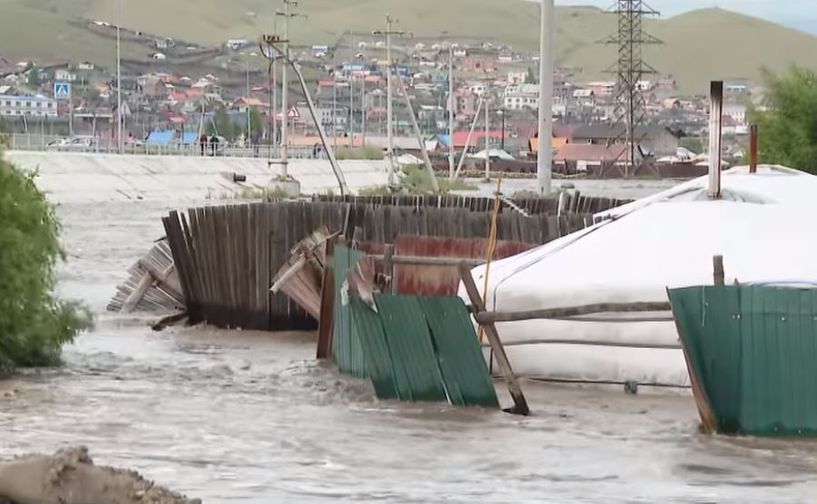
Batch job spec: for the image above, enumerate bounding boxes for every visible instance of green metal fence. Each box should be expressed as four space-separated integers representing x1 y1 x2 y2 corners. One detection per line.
331 246 498 408
669 285 817 437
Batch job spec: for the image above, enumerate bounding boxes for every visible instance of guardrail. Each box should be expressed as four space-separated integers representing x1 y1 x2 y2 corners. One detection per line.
4 133 325 160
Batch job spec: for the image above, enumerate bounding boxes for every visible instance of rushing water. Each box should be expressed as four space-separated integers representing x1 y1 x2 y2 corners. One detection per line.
2 191 816 503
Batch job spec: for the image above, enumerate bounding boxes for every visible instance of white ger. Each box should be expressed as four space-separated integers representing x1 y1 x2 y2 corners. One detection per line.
461 165 817 388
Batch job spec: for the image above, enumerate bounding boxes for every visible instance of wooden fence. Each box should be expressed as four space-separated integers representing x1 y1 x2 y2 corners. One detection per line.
312 192 629 216
162 197 624 331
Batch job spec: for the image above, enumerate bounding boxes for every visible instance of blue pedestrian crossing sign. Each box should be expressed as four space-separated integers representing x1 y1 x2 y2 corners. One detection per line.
54 82 71 100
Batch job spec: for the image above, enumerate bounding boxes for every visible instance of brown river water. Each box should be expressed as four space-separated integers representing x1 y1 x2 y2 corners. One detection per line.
2 191 817 503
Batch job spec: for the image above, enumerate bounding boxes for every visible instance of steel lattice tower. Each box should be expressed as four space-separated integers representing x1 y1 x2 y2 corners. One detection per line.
602 0 661 177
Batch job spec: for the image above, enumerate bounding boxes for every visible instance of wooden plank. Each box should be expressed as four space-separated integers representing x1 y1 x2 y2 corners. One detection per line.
122 273 153 313
475 302 673 324
458 262 529 416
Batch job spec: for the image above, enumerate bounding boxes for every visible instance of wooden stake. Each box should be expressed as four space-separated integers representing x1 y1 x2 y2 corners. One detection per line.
459 262 530 416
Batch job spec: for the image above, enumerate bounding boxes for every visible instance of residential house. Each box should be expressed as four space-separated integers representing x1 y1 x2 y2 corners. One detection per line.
233 97 270 113
586 81 616 98
460 55 496 73
507 72 526 85
504 83 539 111
0 94 58 117
571 123 681 157
54 67 77 82
454 88 479 118
573 89 596 107
723 103 747 126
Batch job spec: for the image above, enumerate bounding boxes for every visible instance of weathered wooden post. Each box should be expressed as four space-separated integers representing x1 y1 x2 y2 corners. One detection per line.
713 255 725 286
458 262 530 416
749 124 758 174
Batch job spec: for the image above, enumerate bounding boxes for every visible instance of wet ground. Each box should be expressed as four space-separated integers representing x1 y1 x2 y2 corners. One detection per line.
2 193 817 503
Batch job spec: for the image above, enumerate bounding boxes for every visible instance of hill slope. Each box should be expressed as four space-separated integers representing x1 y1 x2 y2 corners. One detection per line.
2 0 817 93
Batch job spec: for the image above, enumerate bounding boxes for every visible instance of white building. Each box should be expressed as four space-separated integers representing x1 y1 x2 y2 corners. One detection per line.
724 103 747 125
0 94 58 117
507 71 526 85
503 83 539 110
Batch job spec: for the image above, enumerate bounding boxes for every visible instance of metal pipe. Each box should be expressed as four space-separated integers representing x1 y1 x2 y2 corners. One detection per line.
537 0 555 194
708 80 723 199
749 123 758 174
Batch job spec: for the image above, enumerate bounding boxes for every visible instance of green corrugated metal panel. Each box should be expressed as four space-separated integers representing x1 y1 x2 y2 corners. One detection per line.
670 285 817 437
332 245 367 378
374 294 448 402
419 296 499 408
349 296 398 399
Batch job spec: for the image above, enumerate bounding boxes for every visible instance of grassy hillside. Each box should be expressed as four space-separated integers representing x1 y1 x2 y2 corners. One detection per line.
2 0 817 93
0 0 150 67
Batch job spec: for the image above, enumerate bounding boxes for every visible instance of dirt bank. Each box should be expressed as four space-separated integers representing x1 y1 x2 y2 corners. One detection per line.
0 447 199 504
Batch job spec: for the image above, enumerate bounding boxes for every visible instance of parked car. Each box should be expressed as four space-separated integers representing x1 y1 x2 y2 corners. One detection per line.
47 136 98 151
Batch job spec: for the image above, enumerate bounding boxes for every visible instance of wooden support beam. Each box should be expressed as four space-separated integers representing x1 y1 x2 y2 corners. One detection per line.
459 262 530 416
474 302 672 324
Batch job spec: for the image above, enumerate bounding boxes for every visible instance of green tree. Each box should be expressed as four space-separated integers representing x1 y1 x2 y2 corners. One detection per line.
526 66 537 84
680 136 704 154
209 106 235 141
749 67 817 173
248 107 263 139
27 66 44 87
0 157 90 372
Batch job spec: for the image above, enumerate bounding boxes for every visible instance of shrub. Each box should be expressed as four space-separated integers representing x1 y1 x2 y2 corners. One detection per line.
0 156 90 371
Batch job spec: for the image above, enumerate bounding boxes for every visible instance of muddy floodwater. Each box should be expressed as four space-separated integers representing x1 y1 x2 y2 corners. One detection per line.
2 189 817 503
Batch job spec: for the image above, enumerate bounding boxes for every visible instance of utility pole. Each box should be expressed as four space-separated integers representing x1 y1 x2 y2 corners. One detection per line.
537 0 554 194
116 0 123 154
271 15 278 153
332 79 337 149
373 14 405 185
448 44 455 180
276 0 304 178
484 95 490 181
246 52 251 143
361 77 367 147
349 77 354 142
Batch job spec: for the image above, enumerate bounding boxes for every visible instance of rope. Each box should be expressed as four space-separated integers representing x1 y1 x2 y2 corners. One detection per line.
479 175 503 342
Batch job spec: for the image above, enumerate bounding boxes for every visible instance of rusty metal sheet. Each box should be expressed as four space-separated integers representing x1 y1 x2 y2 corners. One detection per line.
271 226 334 320
393 235 533 296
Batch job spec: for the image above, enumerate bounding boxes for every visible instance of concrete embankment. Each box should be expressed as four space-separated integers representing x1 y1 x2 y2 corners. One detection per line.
4 151 389 204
